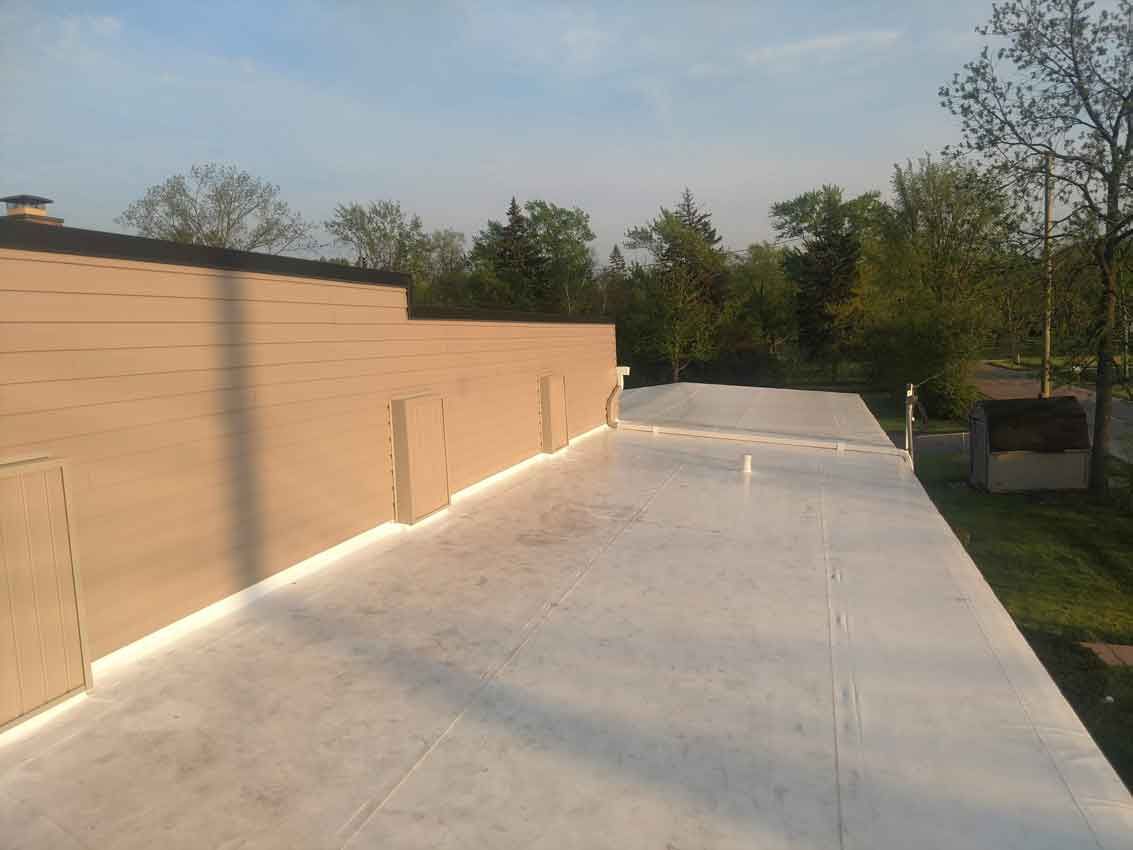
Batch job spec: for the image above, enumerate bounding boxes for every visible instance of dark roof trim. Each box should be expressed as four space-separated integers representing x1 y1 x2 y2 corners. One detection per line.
0 219 615 325
408 303 613 326
973 396 1087 421
0 220 410 289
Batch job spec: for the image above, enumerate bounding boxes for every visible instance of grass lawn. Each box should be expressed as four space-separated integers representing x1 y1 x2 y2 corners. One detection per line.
915 452 1133 790
781 359 874 389
860 391 968 435
773 362 971 434
986 355 1069 372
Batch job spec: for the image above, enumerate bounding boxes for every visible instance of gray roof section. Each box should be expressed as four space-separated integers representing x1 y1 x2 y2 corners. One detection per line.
620 382 898 453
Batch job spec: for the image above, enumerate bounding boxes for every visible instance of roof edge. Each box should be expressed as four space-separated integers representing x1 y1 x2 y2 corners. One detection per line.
0 219 615 325
408 304 614 325
0 220 410 289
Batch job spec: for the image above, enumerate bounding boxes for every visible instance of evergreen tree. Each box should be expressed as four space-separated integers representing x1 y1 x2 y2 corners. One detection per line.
470 197 596 312
771 185 877 380
503 197 548 306
608 244 627 277
625 189 727 306
674 188 721 248
470 198 539 309
498 197 527 275
597 245 628 315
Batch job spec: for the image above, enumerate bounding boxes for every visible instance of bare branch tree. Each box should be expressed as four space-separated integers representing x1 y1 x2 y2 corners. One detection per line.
117 163 318 255
324 200 428 274
940 0 1133 492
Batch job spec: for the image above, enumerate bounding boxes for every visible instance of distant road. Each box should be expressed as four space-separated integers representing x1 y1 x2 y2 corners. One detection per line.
972 361 1131 461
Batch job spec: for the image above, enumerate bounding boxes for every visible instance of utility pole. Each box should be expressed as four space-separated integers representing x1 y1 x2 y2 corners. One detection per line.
1041 152 1054 398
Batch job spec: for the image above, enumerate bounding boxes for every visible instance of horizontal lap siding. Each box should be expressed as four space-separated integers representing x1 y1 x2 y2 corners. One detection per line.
0 321 601 353
0 250 616 657
0 336 610 383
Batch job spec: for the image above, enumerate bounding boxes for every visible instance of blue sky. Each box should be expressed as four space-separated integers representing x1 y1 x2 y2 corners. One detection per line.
1 0 994 257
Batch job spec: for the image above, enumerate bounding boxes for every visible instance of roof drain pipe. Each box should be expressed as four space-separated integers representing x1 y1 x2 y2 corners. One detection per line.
606 366 631 427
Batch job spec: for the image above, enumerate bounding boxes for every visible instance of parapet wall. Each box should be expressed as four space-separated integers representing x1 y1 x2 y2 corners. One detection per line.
0 231 616 658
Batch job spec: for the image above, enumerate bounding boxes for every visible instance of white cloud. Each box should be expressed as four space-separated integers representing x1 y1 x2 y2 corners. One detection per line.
459 6 616 75
89 16 123 37
0 2 961 258
562 25 610 69
687 61 728 80
54 13 123 52
625 76 674 129
748 29 901 66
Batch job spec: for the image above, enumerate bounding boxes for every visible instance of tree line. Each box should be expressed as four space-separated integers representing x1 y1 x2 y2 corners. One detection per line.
116 0 1133 493
118 160 1127 410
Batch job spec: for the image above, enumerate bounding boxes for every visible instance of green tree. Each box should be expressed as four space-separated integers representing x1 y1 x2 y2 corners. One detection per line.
991 258 1044 362
324 200 428 276
118 163 317 254
886 156 1014 307
499 197 547 304
673 187 722 248
469 198 547 309
411 228 467 305
525 200 596 314
595 245 628 315
855 158 1018 416
940 0 1133 491
607 244 627 277
424 228 466 280
625 189 727 305
726 242 796 356
640 262 719 383
469 198 596 312
621 215 726 382
771 186 878 380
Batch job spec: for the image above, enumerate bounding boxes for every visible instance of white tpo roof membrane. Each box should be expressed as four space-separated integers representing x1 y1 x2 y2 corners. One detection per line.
0 383 1129 849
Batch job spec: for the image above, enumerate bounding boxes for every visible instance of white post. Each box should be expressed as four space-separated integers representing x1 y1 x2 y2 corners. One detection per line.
905 383 916 468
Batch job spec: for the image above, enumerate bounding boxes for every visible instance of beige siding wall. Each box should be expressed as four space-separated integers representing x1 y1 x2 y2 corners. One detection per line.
0 249 617 658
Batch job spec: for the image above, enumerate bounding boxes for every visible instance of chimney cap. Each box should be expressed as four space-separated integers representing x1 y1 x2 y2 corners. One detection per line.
2 194 54 207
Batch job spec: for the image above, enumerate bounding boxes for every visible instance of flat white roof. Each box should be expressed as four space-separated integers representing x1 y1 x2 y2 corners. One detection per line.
1 383 1129 849
620 382 898 451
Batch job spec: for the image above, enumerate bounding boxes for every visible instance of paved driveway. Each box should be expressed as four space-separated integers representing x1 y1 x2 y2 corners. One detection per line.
2 386 1130 849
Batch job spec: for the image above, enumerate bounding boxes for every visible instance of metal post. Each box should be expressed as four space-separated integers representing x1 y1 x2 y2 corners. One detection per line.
905 383 916 468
